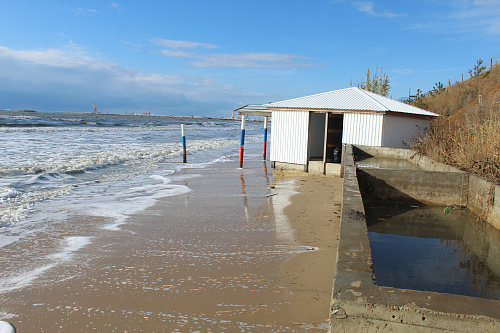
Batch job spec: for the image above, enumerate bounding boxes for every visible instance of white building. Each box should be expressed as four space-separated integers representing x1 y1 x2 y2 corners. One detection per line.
236 87 439 176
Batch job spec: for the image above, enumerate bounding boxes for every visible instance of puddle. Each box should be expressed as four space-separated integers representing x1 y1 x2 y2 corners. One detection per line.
365 204 500 300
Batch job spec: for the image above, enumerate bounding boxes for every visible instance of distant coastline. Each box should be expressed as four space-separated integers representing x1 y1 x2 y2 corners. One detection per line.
0 109 263 122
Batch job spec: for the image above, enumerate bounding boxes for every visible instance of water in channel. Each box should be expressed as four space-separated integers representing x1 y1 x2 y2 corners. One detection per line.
365 204 500 300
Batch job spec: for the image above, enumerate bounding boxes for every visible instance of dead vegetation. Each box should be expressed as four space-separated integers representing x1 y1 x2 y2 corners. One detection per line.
410 59 500 182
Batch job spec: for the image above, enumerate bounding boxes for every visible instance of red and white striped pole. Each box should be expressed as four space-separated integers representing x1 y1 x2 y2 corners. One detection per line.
263 116 268 161
238 116 246 169
181 124 187 163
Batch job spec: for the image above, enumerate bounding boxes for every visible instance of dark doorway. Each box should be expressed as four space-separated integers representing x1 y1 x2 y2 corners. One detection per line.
325 113 343 163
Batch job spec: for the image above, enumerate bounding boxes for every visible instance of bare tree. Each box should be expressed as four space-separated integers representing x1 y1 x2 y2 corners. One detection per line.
352 65 390 96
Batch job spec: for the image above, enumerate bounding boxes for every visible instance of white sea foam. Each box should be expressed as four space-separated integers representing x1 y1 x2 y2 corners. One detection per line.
271 179 299 244
0 133 260 226
0 185 74 224
0 236 91 293
0 115 267 295
0 136 259 177
50 236 92 259
98 180 192 231
0 312 17 320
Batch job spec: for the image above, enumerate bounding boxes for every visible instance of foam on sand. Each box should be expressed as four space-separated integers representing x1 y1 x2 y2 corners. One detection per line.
0 236 91 293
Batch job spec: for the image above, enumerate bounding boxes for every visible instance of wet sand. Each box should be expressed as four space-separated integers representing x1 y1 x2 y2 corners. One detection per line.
0 157 342 332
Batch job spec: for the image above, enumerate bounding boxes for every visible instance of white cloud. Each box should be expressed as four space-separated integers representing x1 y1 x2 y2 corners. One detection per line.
450 0 500 35
188 52 314 69
390 69 414 75
0 46 263 115
110 2 122 13
406 0 500 38
70 7 98 15
159 49 194 58
150 38 216 50
351 1 403 18
149 38 316 68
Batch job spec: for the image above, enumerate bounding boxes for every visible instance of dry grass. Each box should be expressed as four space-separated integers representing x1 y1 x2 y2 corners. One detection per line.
411 62 500 182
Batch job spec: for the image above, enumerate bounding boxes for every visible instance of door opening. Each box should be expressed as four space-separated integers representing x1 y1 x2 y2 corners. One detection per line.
325 113 343 163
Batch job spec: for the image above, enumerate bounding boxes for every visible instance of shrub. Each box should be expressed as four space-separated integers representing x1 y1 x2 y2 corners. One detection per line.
411 60 500 182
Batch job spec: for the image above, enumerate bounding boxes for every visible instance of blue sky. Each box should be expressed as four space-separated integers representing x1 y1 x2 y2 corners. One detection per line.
1 0 499 116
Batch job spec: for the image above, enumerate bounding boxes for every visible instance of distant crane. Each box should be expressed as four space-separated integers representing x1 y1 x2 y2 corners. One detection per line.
92 102 97 113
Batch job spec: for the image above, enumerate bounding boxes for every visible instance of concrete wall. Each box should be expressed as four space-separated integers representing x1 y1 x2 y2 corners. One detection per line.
308 160 325 175
491 185 500 230
357 169 469 206
354 145 463 173
272 161 306 172
408 154 464 173
325 163 341 176
354 145 416 160
469 175 500 230
329 145 500 332
354 145 500 231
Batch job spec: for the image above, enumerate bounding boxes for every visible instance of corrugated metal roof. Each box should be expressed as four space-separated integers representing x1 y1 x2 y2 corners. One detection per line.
263 87 438 117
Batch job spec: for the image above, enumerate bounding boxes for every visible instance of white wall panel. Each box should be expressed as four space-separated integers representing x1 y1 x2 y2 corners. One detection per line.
381 115 430 148
342 113 383 146
270 110 309 165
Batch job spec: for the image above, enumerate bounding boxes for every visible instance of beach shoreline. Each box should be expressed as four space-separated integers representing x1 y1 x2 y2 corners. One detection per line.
275 171 343 328
0 153 343 332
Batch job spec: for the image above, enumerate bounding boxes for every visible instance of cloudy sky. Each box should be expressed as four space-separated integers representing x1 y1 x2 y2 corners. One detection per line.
1 0 499 116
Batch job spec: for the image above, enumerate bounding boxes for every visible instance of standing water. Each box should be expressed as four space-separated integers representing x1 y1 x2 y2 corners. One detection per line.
366 204 500 300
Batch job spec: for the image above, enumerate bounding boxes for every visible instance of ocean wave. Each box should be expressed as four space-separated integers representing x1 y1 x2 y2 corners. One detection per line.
0 135 261 225
0 136 260 177
0 185 74 224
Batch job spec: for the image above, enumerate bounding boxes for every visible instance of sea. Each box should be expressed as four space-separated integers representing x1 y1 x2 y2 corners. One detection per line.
0 110 266 294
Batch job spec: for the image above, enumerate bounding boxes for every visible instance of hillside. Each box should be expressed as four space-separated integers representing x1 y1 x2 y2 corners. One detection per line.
410 59 500 182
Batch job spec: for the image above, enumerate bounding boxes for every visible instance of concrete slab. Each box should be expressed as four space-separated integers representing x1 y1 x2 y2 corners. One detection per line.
308 160 325 175
329 145 500 332
489 185 500 230
272 161 306 172
326 163 341 176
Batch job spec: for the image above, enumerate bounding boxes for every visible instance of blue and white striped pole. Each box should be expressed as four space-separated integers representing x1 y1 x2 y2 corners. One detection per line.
181 124 187 163
263 116 268 160
238 116 246 168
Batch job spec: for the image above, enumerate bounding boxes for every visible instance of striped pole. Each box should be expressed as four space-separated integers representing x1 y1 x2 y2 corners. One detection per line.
181 124 187 163
239 116 246 168
263 116 268 160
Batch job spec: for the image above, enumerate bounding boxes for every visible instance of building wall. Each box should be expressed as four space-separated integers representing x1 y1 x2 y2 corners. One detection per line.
381 114 430 148
270 110 309 165
342 113 383 147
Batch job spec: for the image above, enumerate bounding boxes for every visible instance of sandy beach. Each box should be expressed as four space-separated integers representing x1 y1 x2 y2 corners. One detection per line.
0 155 343 332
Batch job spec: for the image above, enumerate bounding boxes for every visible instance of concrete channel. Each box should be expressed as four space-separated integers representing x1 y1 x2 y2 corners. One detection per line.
329 145 500 332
